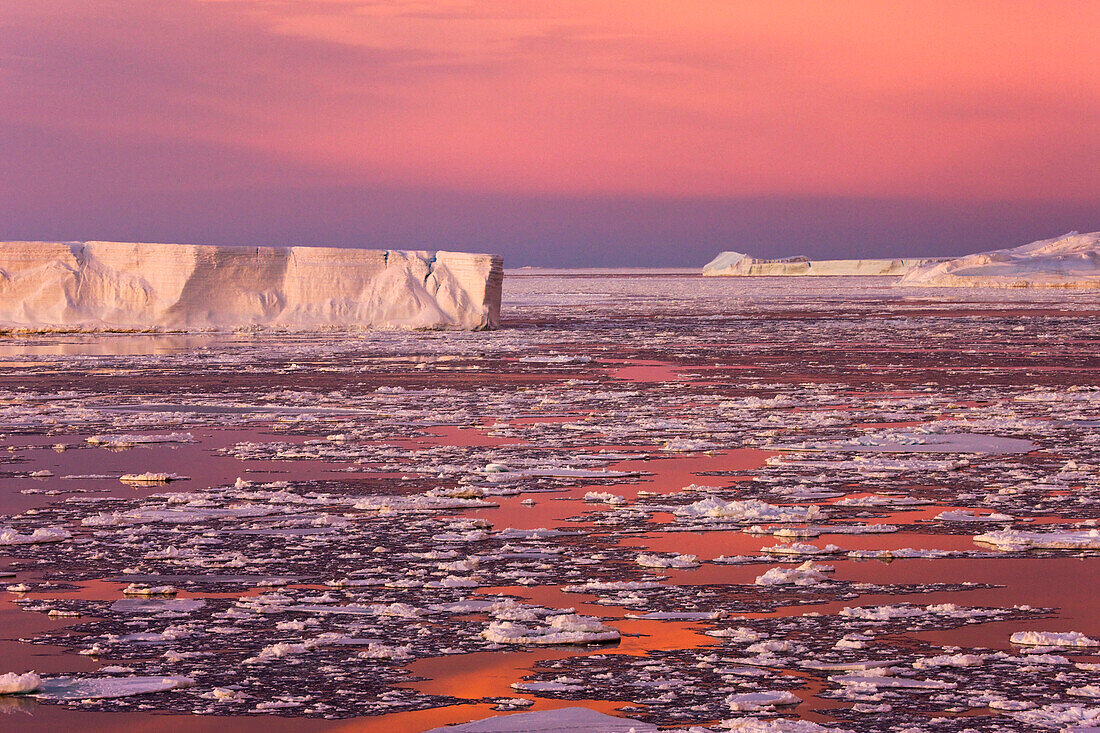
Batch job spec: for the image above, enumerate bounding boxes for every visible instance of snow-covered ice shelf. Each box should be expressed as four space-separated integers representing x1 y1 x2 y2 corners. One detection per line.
703 251 946 277
899 231 1100 288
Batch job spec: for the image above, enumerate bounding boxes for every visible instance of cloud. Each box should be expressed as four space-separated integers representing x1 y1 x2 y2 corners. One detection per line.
0 0 1096 260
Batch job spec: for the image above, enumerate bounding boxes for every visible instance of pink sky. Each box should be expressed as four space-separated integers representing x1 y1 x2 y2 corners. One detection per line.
1 1 1097 263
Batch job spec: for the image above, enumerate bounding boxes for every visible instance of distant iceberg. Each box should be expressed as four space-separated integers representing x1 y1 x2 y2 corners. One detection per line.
703 251 945 277
0 241 503 331
899 231 1100 288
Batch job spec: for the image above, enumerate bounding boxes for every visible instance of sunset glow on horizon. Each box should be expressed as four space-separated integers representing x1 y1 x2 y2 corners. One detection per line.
2 0 1098 264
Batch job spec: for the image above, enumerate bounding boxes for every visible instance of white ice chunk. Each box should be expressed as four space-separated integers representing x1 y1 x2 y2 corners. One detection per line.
1007 702 1100 729
1010 631 1099 647
829 673 956 691
936 509 1013 522
583 491 626 505
0 672 42 694
482 614 620 645
755 560 834 586
726 690 800 710
974 528 1100 551
110 598 204 613
120 473 188 485
723 719 852 732
778 429 1034 454
0 527 71 545
636 553 700 568
761 542 842 556
122 584 178 596
87 433 195 447
675 497 822 524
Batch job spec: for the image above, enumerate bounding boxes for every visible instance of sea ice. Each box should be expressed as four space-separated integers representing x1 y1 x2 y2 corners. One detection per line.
935 509 1013 522
723 720 852 732
122 584 178 596
828 673 956 691
754 561 834 586
761 542 842 555
120 472 188 484
0 672 42 694
482 614 620 645
87 433 195 447
0 527 71 545
778 429 1034 454
1007 702 1100 729
421 706 660 732
33 675 193 700
636 553 700 568
1009 631 1099 647
974 528 1100 551
725 690 800 710
584 491 626 505
674 497 822 524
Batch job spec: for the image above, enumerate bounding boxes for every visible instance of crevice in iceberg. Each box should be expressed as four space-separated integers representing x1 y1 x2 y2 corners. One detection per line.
424 253 438 286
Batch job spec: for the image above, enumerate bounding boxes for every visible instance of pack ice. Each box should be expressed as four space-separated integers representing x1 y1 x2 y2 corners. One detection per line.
899 231 1100 288
0 241 503 330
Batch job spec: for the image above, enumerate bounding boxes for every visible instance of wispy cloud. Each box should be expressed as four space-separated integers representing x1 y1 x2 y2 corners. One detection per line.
0 0 1096 244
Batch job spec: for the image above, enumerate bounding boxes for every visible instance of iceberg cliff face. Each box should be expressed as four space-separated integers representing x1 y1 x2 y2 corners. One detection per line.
703 251 945 277
899 231 1100 289
0 242 503 331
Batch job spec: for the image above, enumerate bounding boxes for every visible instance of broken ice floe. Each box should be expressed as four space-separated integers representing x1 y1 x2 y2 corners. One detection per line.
774 429 1035 455
120 472 189 485
33 675 193 700
1009 631 1098 647
482 614 620 645
0 672 42 694
87 433 196 447
0 527 71 545
974 528 1100 551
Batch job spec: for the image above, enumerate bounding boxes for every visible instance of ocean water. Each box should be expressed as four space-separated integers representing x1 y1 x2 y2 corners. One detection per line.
1 272 1098 732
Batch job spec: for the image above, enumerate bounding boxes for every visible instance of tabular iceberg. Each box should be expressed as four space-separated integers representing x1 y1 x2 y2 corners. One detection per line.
0 241 503 331
898 231 1100 288
703 251 945 277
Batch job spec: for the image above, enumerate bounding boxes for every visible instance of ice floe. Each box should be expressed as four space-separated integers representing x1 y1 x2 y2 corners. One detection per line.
0 527 71 544
974 528 1100 551
483 614 620 645
0 672 42 694
33 675 193 699
1010 631 1098 648
422 706 660 732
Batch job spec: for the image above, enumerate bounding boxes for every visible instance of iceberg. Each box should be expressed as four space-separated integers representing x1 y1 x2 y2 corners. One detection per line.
898 231 1100 288
703 251 945 277
0 241 503 330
